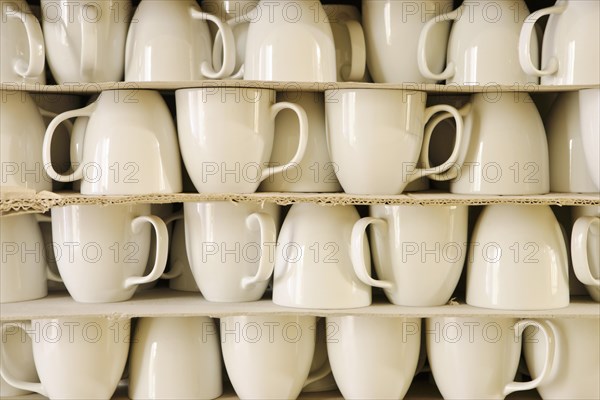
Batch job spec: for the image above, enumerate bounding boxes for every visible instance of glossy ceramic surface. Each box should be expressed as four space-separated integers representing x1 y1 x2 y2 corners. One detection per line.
0 214 48 303
419 0 539 85
524 318 600 399
322 5 365 82
571 206 600 302
520 0 600 85
273 204 372 309
427 317 555 400
176 88 307 193
41 0 131 83
352 205 468 306
0 321 37 397
260 91 341 192
467 205 569 310
126 0 235 81
326 89 463 195
51 204 168 303
364 0 452 83
0 0 45 84
162 219 199 292
0 317 129 400
220 315 318 400
184 201 279 302
0 91 51 192
243 0 336 81
579 88 600 190
129 317 222 400
327 316 421 399
43 90 182 195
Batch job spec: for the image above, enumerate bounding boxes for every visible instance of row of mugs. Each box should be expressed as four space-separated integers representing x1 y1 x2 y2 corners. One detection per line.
3 0 598 85
1 315 598 399
2 202 598 308
3 88 599 196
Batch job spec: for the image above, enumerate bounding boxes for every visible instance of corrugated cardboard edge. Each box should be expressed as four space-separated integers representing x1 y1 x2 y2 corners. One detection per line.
1 191 599 215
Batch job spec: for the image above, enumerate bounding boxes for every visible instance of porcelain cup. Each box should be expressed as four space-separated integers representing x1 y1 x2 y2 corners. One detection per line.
42 90 182 195
51 204 169 303
467 205 569 310
0 0 45 84
520 0 600 85
571 206 600 302
40 0 131 83
579 88 600 190
0 321 37 397
0 317 130 400
176 87 308 193
326 316 421 399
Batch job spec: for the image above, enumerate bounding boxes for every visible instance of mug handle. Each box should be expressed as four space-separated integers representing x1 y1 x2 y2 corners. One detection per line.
0 322 46 397
79 3 99 78
406 104 464 184
34 214 63 283
123 215 169 288
503 319 556 396
42 102 97 183
160 212 184 280
260 102 309 182
417 8 460 81
340 19 366 82
349 217 393 289
571 216 600 287
240 212 277 288
519 4 567 77
190 8 236 79
303 361 332 388
213 16 249 80
4 4 45 78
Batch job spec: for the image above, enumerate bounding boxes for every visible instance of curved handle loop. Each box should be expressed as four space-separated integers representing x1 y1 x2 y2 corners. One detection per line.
504 319 555 396
417 8 459 81
160 212 184 279
34 214 64 282
0 322 46 397
571 216 600 287
240 212 277 288
38 107 75 133
213 14 251 79
303 361 332 388
124 215 169 288
5 4 45 78
42 102 97 183
191 9 236 79
350 217 393 289
409 104 464 183
519 4 567 77
79 3 99 78
261 102 308 181
341 19 366 82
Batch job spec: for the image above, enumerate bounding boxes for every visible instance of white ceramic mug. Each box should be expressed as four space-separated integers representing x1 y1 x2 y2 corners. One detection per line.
579 88 600 190
161 218 199 292
520 0 600 85
419 0 539 85
467 205 569 310
0 214 54 303
51 204 168 303
325 88 463 195
176 87 307 193
41 0 131 83
273 204 374 309
242 0 336 82
184 201 279 302
322 5 366 82
0 317 130 400
129 317 222 400
220 315 329 400
571 206 600 302
423 92 549 195
326 316 421 399
426 317 556 400
0 0 45 84
524 318 600 400
351 205 468 306
547 92 597 193
1 91 52 193
363 0 452 84
0 321 37 397
125 0 235 81
43 90 182 195
260 91 341 193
